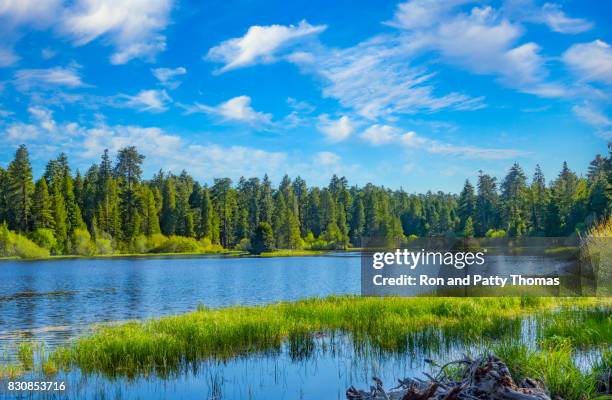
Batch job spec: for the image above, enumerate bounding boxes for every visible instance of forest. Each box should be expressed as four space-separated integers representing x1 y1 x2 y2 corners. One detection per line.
0 143 610 257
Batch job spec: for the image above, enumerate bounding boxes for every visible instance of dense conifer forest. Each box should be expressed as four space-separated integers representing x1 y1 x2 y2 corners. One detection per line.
0 143 610 257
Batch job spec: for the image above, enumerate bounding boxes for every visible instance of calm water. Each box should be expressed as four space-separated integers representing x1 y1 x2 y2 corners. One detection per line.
0 254 592 400
0 254 360 347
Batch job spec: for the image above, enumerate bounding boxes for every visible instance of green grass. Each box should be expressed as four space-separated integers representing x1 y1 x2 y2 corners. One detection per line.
46 296 608 379
259 249 328 257
494 342 601 400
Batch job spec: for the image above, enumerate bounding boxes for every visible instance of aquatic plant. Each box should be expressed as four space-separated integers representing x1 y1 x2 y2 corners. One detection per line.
48 296 609 378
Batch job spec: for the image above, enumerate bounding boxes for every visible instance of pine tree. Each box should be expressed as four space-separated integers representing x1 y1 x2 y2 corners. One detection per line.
7 145 35 232
529 165 547 235
501 163 528 237
115 146 145 243
250 222 274 254
350 198 365 246
32 178 54 230
458 179 476 231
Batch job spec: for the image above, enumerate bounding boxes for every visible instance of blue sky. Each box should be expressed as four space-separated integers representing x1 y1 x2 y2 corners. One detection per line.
0 0 610 192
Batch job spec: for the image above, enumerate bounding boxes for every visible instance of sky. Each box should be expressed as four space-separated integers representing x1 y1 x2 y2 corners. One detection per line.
0 0 610 193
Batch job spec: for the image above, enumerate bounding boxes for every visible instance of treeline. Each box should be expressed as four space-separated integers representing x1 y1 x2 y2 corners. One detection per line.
0 144 610 256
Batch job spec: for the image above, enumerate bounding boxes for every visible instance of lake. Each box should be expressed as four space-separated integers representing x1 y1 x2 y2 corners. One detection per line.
0 253 599 399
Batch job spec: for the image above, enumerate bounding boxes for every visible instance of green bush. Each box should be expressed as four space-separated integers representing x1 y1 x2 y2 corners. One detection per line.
95 237 114 255
486 228 507 238
150 235 201 253
29 228 57 252
72 228 95 256
0 224 49 259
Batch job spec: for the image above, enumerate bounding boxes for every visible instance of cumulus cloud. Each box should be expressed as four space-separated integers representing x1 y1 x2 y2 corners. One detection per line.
14 66 87 91
206 20 326 73
151 67 187 89
317 115 355 142
61 0 173 64
119 89 172 112
186 95 273 126
361 124 405 145
563 40 612 85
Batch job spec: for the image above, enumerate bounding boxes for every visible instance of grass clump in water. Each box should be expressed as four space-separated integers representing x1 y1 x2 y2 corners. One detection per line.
48 296 608 378
494 341 603 400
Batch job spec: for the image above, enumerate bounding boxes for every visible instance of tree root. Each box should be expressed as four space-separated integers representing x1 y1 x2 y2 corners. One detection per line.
346 354 552 400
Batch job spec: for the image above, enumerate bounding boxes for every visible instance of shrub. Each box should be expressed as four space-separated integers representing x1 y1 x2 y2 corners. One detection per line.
72 228 95 256
95 237 114 255
29 228 57 252
0 224 49 259
486 228 507 238
235 238 251 252
150 235 201 253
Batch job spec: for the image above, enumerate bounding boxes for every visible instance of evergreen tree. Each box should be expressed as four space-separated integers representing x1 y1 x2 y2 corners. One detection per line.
476 171 499 236
115 146 145 242
7 145 35 232
250 222 274 254
32 178 54 230
501 163 528 237
457 179 476 231
529 165 547 235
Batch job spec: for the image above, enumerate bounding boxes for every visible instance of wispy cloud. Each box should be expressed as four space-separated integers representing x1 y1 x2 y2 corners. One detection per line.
185 95 273 126
290 35 485 119
61 0 173 64
563 40 612 85
14 65 88 91
152 67 187 89
503 1 592 34
206 20 326 73
118 89 172 112
387 1 566 98
359 123 526 160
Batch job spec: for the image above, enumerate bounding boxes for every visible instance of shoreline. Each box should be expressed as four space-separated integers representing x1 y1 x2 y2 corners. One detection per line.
0 249 341 262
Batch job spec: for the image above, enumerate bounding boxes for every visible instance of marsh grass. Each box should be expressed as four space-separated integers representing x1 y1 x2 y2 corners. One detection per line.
494 342 600 400
46 296 608 379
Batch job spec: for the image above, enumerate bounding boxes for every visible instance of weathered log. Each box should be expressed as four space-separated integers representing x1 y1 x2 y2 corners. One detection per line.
346 354 553 400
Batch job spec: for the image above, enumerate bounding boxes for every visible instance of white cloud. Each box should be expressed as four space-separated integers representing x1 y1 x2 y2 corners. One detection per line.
14 66 87 91
187 95 273 126
537 3 592 34
152 67 187 89
389 2 565 97
1 109 289 182
62 0 172 64
121 89 172 112
572 104 611 127
0 0 62 26
503 1 592 34
358 123 525 160
291 35 484 119
563 40 612 85
314 151 340 166
361 124 404 145
0 47 19 67
28 106 57 132
386 0 471 30
41 48 57 60
317 115 354 142
206 20 326 73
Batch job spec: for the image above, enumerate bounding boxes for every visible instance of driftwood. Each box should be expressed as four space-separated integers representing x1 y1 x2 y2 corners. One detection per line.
346 354 552 400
